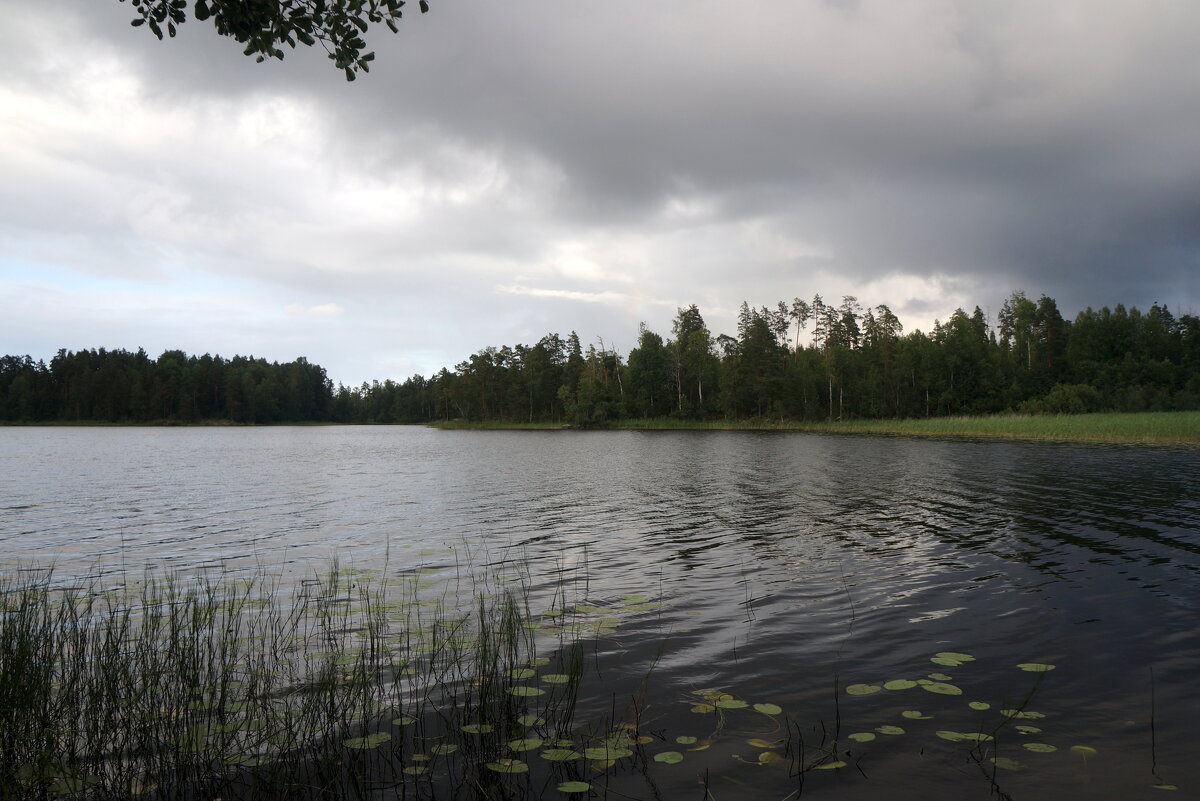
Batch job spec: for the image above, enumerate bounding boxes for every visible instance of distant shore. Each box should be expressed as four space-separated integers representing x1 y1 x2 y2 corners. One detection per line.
427 411 1200 445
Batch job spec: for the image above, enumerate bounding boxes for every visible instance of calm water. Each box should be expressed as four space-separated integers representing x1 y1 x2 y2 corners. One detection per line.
3 426 1199 800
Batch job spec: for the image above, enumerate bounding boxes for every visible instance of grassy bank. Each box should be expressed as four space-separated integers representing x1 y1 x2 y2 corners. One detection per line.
429 411 1200 444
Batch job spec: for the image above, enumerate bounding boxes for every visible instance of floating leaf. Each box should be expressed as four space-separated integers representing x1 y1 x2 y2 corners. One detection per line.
688 739 713 751
508 685 545 697
846 684 882 696
876 725 905 735
517 715 545 726
654 751 684 764
715 699 749 709
343 732 390 749
462 723 493 734
884 679 917 690
402 766 428 775
747 738 780 748
391 715 416 726
676 736 698 745
485 759 529 774
959 732 994 742
541 749 582 762
1071 745 1098 757
813 760 847 770
936 731 966 742
1023 743 1057 753
584 746 632 760
1001 709 1046 720
690 703 715 714
968 701 991 711
589 759 615 770
928 672 953 682
430 744 458 755
1017 663 1056 673
922 682 962 696
1152 784 1179 791
902 710 932 719
848 732 876 742
541 609 564 617
542 674 572 684
528 657 551 667
754 703 783 715
930 657 962 667
1015 725 1043 734
507 738 544 752
508 668 536 680
992 757 1024 771
758 751 785 764
936 651 975 662
557 782 591 793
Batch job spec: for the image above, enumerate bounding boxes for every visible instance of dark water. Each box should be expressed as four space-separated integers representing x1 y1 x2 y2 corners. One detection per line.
3 426 1199 800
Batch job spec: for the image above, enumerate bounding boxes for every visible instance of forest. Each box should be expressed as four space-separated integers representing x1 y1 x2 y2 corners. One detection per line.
2 292 1198 426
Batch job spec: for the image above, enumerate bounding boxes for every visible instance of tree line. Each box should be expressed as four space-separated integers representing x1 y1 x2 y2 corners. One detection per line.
3 291 1198 425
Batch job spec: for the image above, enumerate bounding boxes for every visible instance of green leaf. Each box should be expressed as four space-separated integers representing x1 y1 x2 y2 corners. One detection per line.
884 679 917 690
517 714 545 726
557 782 591 793
846 683 881 696
1017 663 1056 672
1071 745 1098 757
753 703 782 715
508 685 545 697
485 758 529 774
540 749 582 761
848 732 876 742
922 682 962 696
812 760 847 770
902 710 932 719
676 735 698 745
343 732 390 749
506 737 544 751
715 698 748 709
968 701 990 711
876 725 905 735
462 723 493 734
1023 742 1057 753
654 751 684 764
992 757 1024 771
542 674 571 684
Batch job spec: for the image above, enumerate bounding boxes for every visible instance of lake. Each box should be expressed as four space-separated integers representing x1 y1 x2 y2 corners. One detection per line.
3 426 1199 800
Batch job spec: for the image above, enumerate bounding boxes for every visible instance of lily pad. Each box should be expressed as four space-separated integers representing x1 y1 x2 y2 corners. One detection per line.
676 735 698 745
747 738 781 748
584 746 632 760
462 723 493 734
485 758 529 774
1023 743 1057 753
343 732 390 749
902 710 932 719
935 651 975 662
1017 663 1056 673
690 703 715 714
508 668 536 680
508 685 545 697
876 725 905 735
517 714 545 726
849 732 876 742
557 782 591 793
541 749 582 761
391 715 416 726
928 672 953 681
1015 725 1043 734
992 757 1024 771
812 760 847 770
1071 745 1098 757
930 657 962 667
922 682 962 696
430 744 458 755
936 731 965 742
1000 709 1046 720
846 684 882 696
654 751 684 764
715 698 749 709
542 674 572 684
758 751 785 764
754 703 783 715
884 679 918 690
968 701 991 711
402 766 428 775
507 737 544 751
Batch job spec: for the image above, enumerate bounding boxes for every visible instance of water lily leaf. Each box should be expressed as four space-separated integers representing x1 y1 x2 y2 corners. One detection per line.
676 736 698 745
1000 709 1045 719
758 751 785 764
542 674 572 684
936 731 966 742
968 701 991 711
541 609 564 617
1071 745 1098 757
992 757 1024 771
754 703 783 715
402 765 428 775
884 679 917 690
528 657 551 667
462 723 493 734
715 699 749 709
849 732 876 742
1015 725 1042 734
584 746 632 760
541 748 582 761
928 672 953 682
746 738 780 748
922 682 962 696
635 735 655 744
936 651 975 662
876 725 905 735
902 710 932 719
552 738 576 747
507 737 544 751
1152 784 1179 790
688 739 713 751
508 668 536 680
1017 663 1056 672
343 732 390 749
517 714 545 726
391 715 416 726
690 703 715 714
1023 743 1057 753
846 684 882 696
930 657 962 667
654 751 684 764
225 754 271 766
508 685 545 697
557 782 591 793
812 760 847 770
430 744 458 755
485 758 529 774
959 732 994 742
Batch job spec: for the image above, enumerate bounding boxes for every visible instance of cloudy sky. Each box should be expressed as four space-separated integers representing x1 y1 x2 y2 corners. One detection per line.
2 1 1197 386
